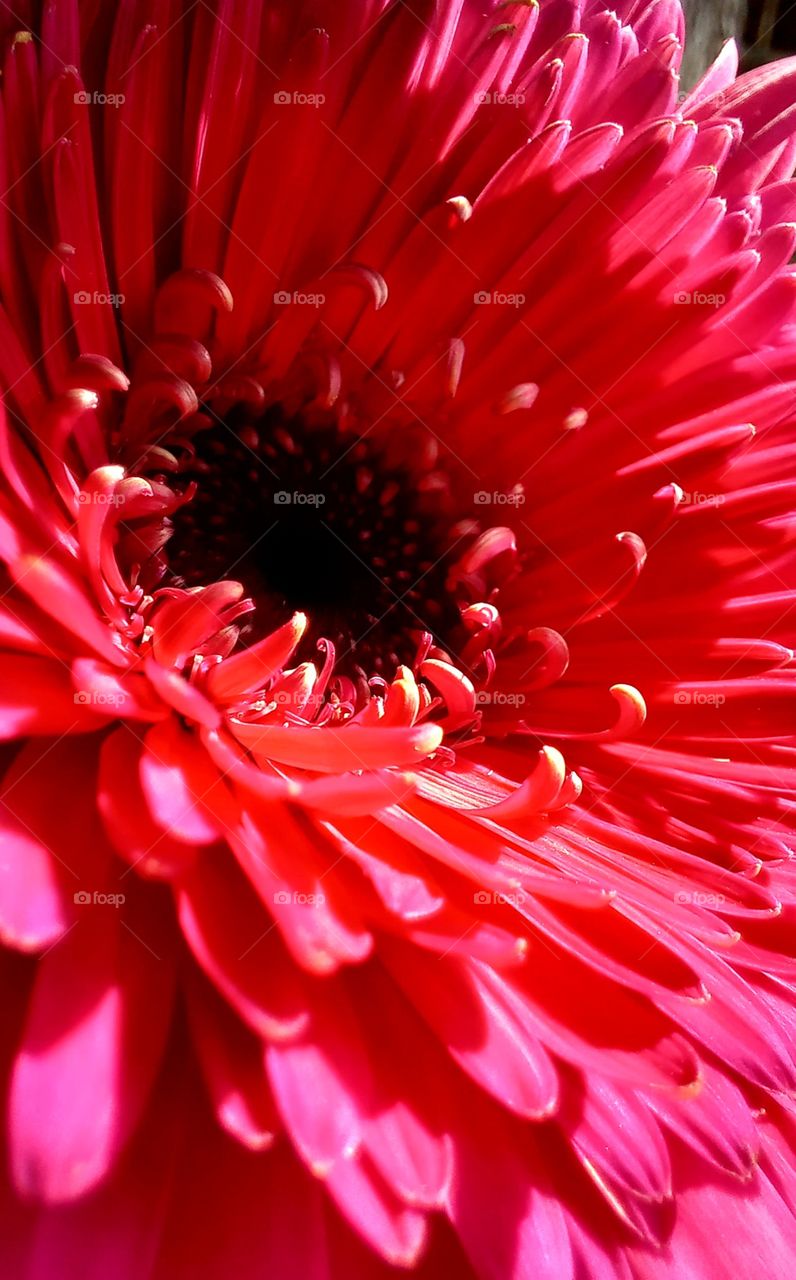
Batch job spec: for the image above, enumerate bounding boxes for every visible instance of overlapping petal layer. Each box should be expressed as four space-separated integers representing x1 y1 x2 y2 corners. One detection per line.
0 2 796 1277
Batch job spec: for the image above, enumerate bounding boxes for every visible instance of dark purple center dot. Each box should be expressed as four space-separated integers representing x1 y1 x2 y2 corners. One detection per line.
166 406 462 671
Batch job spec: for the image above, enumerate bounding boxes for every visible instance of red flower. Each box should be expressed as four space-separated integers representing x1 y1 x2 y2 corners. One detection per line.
1 2 796 1276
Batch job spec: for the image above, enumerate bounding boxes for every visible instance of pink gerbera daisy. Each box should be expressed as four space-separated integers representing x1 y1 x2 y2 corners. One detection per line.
1 1 796 1276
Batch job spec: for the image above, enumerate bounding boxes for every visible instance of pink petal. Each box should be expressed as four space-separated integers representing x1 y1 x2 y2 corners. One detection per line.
8 887 175 1202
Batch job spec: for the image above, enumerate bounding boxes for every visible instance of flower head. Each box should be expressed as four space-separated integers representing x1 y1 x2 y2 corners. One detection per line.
1 2 796 1277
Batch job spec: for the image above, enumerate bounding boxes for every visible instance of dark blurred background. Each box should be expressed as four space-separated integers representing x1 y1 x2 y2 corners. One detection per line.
682 0 793 86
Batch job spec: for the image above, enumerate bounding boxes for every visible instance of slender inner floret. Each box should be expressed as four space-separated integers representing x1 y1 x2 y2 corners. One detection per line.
166 406 463 671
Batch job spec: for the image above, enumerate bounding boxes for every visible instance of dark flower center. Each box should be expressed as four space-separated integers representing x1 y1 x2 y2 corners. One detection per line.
166 406 461 671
